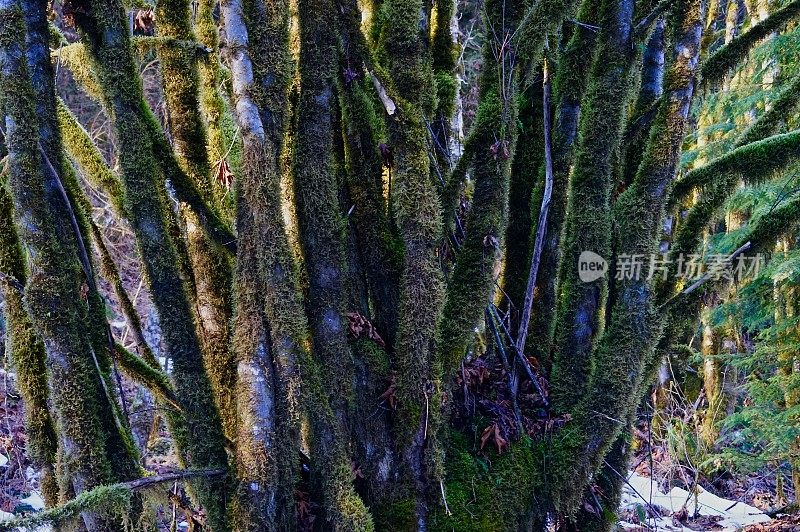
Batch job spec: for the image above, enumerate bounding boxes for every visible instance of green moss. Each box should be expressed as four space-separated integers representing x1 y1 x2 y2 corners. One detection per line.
154 0 212 196
194 0 236 219
530 0 598 370
515 0 581 64
428 431 538 532
501 81 543 322
339 74 401 346
0 484 132 531
701 0 800 86
114 343 181 410
52 43 104 101
438 0 529 410
57 99 125 214
294 0 355 424
152 0 236 445
373 498 417 531
669 130 800 260
72 1 230 526
549 0 637 415
551 0 704 515
0 172 58 506
0 3 125 518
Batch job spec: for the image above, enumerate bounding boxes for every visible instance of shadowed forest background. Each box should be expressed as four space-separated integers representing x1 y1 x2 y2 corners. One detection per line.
1 0 800 529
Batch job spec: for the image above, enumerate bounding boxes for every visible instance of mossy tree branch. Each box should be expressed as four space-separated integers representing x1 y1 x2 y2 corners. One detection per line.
701 0 800 86
154 0 236 444
438 0 523 378
524 0 598 370
549 0 638 415
294 0 373 526
379 0 446 524
0 166 58 506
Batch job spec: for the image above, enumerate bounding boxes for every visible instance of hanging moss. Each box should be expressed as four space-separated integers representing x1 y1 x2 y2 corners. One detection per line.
673 129 800 200
0 483 132 532
701 0 800 86
735 72 800 146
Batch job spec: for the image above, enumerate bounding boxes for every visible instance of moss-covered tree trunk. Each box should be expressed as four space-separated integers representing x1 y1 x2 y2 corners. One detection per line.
70 1 229 526
0 2 138 526
154 0 237 443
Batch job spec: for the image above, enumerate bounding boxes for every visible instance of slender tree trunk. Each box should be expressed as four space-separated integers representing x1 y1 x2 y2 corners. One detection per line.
0 3 134 526
71 2 229 526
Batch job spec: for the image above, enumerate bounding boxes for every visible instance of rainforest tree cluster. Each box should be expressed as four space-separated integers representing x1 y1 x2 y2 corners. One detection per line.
0 0 799 529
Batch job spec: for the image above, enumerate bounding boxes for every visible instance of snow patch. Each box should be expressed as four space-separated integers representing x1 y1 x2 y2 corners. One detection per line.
620 471 771 530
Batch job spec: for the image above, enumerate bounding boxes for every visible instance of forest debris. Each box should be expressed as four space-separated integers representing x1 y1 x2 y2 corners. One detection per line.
346 312 385 348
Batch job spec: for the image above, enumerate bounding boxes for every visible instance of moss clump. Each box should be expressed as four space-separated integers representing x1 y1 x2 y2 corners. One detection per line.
0 484 132 531
373 498 417 531
428 431 538 532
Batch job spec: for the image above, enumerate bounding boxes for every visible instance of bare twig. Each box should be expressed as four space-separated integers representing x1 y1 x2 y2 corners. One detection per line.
516 56 554 355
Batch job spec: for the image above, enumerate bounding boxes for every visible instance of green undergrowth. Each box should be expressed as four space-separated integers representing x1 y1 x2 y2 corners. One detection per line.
426 431 538 532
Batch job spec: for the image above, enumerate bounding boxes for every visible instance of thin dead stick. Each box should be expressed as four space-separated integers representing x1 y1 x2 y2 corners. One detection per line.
660 241 752 310
124 468 226 490
486 306 524 432
516 55 554 355
490 304 549 406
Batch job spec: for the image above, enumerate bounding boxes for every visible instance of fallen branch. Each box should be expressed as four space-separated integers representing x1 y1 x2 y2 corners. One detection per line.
0 469 225 531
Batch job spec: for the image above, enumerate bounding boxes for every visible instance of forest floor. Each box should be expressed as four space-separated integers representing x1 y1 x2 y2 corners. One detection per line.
0 364 797 530
616 424 797 531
